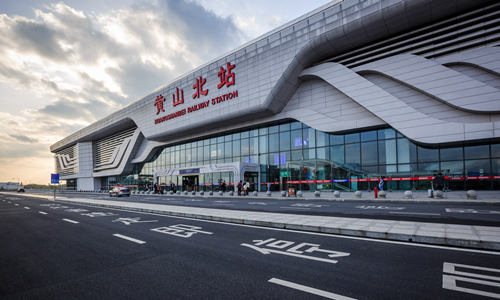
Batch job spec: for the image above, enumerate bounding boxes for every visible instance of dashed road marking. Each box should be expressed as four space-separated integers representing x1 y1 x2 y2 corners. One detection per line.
14 203 19 206
39 211 48 215
46 199 500 255
62 218 79 224
389 211 440 216
268 278 357 299
280 207 311 210
24 207 30 209
113 233 146 244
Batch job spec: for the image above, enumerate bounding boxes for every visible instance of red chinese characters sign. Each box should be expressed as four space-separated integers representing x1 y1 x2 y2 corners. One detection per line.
217 62 235 89
154 62 239 125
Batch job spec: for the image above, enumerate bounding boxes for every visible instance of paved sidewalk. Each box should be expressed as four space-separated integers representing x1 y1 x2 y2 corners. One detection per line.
24 189 500 204
141 190 500 204
16 192 500 251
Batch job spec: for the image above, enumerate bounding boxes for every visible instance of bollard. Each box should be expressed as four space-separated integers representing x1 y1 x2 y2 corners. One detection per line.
466 190 477 199
378 190 386 198
314 191 320 197
434 190 443 199
355 191 362 198
297 190 303 197
333 191 340 198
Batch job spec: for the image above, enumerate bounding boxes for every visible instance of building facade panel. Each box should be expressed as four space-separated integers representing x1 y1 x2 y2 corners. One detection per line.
51 0 500 191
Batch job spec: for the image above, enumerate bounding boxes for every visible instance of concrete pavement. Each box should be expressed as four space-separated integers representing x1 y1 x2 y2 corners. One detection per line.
11 192 500 251
29 189 500 204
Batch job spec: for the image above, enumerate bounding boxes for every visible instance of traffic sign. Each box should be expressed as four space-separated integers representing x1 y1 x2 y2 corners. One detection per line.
51 173 60 184
279 170 291 177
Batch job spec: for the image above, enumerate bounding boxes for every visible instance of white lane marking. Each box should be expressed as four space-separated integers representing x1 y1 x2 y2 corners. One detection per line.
50 200 500 255
62 218 79 224
446 208 500 215
24 207 30 209
356 205 405 210
280 207 311 210
268 278 357 300
443 262 500 298
14 203 19 206
389 211 441 216
113 233 146 244
39 211 48 215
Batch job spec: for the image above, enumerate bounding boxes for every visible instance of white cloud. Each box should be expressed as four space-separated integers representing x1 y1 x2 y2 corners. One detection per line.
0 0 244 184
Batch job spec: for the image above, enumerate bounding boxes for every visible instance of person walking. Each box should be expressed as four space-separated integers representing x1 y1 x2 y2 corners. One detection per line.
433 172 445 191
244 181 250 196
237 180 242 196
378 176 384 191
221 180 226 193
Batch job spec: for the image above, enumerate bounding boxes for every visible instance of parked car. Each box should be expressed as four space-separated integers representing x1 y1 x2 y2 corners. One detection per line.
17 186 25 193
109 186 130 197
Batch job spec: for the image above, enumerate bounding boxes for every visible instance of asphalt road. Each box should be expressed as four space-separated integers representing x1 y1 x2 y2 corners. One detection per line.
39 191 500 226
1 194 500 299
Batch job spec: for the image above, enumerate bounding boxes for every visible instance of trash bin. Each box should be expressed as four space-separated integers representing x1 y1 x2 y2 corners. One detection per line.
288 187 296 196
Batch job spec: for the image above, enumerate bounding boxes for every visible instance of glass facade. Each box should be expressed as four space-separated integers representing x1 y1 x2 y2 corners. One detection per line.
104 121 500 192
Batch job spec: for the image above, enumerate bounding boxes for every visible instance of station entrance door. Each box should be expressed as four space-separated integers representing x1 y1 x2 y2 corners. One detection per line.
244 171 258 192
182 175 199 191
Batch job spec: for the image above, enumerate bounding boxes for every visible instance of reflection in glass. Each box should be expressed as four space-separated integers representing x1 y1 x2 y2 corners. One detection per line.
440 147 463 161
378 139 396 164
345 143 360 165
232 140 240 157
361 130 377 142
250 137 258 155
345 133 360 144
279 131 290 151
465 159 490 176
464 145 489 159
418 147 438 162
397 138 417 164
291 130 303 149
241 138 249 156
361 141 378 165
330 145 344 164
303 128 316 148
269 133 279 152
259 136 267 153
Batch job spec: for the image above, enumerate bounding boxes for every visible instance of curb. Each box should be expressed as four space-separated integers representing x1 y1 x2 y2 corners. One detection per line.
54 198 500 251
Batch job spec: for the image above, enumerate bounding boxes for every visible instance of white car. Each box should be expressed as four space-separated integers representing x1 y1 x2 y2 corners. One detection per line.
109 186 131 197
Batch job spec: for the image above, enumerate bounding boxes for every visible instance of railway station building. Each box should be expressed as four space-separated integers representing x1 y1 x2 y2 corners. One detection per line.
51 0 500 192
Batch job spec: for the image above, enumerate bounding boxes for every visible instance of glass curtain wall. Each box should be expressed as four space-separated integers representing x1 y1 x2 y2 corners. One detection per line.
111 121 500 191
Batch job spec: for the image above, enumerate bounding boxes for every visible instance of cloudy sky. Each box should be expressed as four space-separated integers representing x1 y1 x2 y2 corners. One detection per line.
0 0 331 185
